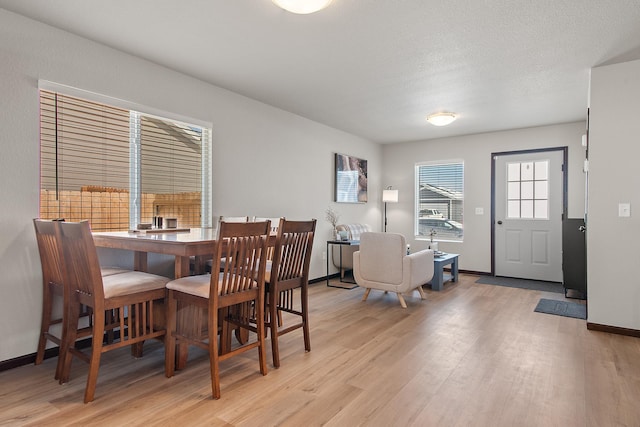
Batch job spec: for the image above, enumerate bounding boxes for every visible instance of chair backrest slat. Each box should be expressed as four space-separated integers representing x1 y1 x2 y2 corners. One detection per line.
33 219 65 288
212 221 270 303
57 221 105 306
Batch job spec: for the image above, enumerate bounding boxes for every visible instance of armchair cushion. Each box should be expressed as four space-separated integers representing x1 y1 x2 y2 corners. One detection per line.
357 232 404 285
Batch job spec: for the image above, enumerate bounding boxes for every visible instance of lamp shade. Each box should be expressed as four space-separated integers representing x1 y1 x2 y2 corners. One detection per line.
382 189 399 203
272 0 333 14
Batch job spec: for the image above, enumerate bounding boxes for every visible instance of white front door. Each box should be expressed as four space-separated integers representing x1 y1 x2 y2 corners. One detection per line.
494 150 564 282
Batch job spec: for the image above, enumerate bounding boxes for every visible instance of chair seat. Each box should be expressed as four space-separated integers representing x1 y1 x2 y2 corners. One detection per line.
103 271 169 299
166 274 211 298
166 273 258 299
100 267 129 277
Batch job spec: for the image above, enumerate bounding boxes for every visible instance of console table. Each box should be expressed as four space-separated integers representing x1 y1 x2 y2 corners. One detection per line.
429 253 459 291
326 239 359 289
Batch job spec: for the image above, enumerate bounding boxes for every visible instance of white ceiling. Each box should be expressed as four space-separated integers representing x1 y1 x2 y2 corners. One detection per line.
2 0 640 144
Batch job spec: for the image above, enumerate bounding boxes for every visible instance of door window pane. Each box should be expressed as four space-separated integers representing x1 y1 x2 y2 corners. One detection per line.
521 200 534 218
535 161 548 180
535 181 548 199
507 182 520 199
521 181 534 199
507 163 520 181
534 200 548 219
521 162 534 180
508 200 520 218
505 160 549 220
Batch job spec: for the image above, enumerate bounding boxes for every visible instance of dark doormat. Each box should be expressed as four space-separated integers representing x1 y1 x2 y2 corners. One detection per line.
475 276 564 293
534 298 586 319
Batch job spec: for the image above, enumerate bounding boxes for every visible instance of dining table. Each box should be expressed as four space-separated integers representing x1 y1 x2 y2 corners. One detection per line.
92 226 275 369
92 227 218 279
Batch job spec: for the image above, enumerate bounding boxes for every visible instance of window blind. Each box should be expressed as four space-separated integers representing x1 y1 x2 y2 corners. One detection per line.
140 116 203 227
415 161 464 241
39 89 210 231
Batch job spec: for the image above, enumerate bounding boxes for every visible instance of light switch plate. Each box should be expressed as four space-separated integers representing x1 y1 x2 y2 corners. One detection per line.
619 203 631 217
475 207 484 215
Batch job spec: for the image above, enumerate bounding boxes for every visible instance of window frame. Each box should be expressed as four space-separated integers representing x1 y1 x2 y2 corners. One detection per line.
415 159 465 242
38 81 213 231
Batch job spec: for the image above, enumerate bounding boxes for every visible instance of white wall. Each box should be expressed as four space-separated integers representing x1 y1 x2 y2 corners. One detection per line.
588 59 640 329
0 9 381 362
382 122 587 273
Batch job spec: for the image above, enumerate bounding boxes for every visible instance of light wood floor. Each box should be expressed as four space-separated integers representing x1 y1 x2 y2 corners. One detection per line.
1 273 639 426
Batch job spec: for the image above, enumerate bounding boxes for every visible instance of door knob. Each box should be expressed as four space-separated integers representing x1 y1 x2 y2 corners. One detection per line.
497 220 503 225
578 225 586 232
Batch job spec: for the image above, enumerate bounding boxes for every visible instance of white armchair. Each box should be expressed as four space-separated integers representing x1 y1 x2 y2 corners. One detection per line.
353 232 434 308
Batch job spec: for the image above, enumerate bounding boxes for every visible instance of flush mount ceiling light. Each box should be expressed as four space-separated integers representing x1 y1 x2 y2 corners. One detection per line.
426 112 457 126
272 0 333 14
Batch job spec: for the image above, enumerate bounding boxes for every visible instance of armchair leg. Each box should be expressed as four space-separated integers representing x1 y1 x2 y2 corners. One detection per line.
417 285 427 300
362 288 371 302
396 293 407 309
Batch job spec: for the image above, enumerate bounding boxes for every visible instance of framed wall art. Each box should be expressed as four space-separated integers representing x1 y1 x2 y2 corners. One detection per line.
335 153 367 203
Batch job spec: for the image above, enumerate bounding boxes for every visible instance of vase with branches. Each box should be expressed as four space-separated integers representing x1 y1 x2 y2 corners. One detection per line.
325 206 340 239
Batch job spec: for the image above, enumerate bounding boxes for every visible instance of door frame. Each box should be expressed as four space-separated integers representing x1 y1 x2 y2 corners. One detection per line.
490 146 568 276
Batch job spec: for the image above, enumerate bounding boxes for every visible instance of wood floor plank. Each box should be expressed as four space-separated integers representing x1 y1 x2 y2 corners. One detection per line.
1 273 639 426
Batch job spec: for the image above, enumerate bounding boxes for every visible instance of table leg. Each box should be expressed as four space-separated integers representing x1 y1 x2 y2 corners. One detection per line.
193 255 208 275
431 262 444 291
173 255 197 368
134 251 147 272
175 255 190 279
326 242 330 286
451 257 459 282
175 303 202 370
339 245 344 281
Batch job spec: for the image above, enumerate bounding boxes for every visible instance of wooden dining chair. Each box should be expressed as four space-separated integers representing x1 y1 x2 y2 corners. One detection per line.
195 215 250 274
252 217 283 265
264 218 316 368
205 215 252 272
252 217 282 233
32 219 127 380
55 220 169 403
216 217 282 346
164 220 270 399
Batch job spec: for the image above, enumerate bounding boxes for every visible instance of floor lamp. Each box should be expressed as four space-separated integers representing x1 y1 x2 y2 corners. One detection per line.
382 186 399 232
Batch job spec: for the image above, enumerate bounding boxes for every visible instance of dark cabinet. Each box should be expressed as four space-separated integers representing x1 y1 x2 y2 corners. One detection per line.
562 218 586 299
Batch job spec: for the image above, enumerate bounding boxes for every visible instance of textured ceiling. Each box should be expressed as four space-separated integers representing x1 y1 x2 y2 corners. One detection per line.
2 0 640 143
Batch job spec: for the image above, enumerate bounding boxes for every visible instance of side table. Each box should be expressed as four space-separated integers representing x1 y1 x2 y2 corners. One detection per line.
326 239 360 289
429 253 459 291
